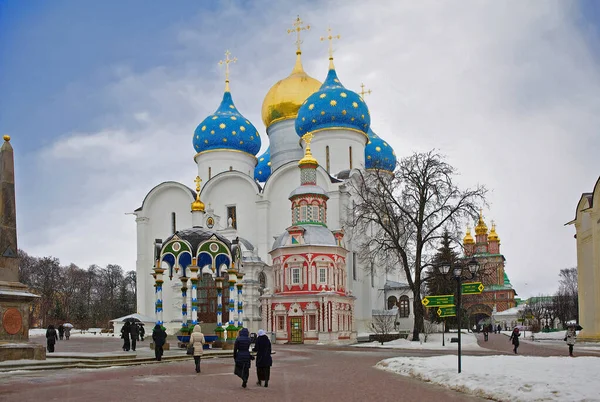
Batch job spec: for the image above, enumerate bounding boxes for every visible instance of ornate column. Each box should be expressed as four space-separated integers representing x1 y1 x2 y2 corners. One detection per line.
189 258 199 325
215 276 224 339
226 263 239 340
180 276 189 328
236 272 244 329
154 260 165 325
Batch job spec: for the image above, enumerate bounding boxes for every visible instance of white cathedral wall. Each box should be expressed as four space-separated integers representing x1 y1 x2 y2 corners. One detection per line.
135 183 194 322
195 150 257 180
309 130 367 176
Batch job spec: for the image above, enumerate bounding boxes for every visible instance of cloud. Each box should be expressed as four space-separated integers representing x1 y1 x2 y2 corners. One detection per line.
17 1 600 299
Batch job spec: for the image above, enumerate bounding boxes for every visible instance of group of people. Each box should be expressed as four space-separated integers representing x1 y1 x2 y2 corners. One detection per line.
45 324 72 352
509 324 578 356
120 321 145 351
183 325 273 388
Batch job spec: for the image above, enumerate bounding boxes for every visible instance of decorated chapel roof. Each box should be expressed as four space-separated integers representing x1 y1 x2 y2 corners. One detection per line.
475 211 488 235
365 128 396 172
254 147 272 182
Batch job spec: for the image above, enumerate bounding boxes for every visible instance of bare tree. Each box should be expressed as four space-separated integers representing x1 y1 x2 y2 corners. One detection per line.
555 268 578 327
371 310 397 345
344 150 487 340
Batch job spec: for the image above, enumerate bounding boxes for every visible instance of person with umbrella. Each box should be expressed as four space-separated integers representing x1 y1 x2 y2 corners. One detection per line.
233 328 253 388
152 324 167 361
121 321 131 351
564 324 578 357
63 323 73 340
129 321 139 351
253 329 272 387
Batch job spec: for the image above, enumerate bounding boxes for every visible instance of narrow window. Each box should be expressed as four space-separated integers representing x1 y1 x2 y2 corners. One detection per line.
227 206 237 229
319 268 326 283
171 212 176 234
371 261 375 288
352 252 357 281
399 296 410 317
208 167 212 180
292 268 300 285
277 316 285 331
229 166 233 171
349 146 353 169
300 205 307 221
387 296 398 310
308 314 317 331
326 146 330 173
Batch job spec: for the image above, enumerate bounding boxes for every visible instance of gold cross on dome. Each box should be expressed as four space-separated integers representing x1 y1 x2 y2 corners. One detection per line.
194 176 202 192
359 83 372 98
302 133 314 146
288 15 310 53
219 50 237 83
320 27 341 60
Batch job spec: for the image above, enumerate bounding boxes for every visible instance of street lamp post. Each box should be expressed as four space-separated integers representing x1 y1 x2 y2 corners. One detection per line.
439 257 480 374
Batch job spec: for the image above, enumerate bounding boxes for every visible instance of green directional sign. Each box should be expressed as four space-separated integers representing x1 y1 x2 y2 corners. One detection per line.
437 305 456 317
421 295 454 307
461 282 484 295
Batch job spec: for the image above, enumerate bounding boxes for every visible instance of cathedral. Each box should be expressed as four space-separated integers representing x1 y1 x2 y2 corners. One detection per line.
133 18 411 344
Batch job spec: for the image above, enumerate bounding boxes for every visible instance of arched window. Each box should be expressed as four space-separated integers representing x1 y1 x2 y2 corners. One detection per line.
258 272 267 289
387 296 398 310
399 296 410 317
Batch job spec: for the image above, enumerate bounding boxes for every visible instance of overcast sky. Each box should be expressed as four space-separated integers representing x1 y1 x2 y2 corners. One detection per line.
1 0 599 299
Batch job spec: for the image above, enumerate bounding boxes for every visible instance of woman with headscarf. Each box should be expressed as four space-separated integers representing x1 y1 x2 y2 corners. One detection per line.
121 321 131 351
253 329 272 387
509 327 520 354
564 324 577 357
46 325 58 353
152 324 167 361
233 328 252 388
189 325 205 373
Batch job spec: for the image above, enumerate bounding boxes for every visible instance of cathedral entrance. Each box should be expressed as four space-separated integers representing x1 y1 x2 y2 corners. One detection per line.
197 273 229 325
467 304 492 331
289 317 303 344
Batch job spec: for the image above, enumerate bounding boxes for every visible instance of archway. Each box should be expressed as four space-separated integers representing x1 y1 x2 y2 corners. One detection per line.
467 304 493 332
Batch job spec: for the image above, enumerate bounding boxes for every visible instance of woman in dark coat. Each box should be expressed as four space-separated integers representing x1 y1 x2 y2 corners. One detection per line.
46 325 58 353
121 322 131 351
152 324 167 361
233 328 252 388
509 327 520 354
253 329 272 387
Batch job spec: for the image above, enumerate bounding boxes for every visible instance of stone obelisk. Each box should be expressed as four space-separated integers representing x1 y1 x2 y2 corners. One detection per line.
0 135 45 361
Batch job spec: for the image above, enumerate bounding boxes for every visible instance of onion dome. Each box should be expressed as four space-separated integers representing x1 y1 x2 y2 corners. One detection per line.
191 176 205 212
261 52 322 128
296 60 370 138
463 225 475 245
488 222 500 242
193 85 261 156
254 147 272 182
475 212 488 236
365 128 396 172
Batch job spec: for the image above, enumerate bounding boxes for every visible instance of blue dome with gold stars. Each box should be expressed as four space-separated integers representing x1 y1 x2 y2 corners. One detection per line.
193 90 261 156
365 128 396 172
254 147 271 182
295 66 370 137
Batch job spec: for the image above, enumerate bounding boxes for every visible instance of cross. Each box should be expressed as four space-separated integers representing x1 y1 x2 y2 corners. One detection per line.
219 50 237 83
359 83 372 98
302 133 314 146
194 176 202 192
320 27 341 60
288 15 310 53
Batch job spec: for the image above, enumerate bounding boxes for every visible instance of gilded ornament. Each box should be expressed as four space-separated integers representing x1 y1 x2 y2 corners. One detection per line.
212 116 218 120
383 142 388 147
223 138 228 142
219 123 226 129
231 116 237 120
320 111 325 115
232 131 236 135
309 104 315 110
240 141 244 144
312 119 316 123
361 114 364 119
240 126 246 131
260 157 265 162
342 110 347 115
204 140 208 144
376 146 381 152
267 162 271 166
330 100 337 106
201 126 206 131
250 136 254 140
211 130 215 134
319 93 326 99
352 102 358 108
229 105 235 109
340 92 347 98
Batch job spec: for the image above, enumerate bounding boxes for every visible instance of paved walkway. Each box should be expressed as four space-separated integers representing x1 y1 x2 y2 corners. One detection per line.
474 332 600 357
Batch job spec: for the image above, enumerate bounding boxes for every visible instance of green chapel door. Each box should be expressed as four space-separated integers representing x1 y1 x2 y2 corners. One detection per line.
290 318 303 344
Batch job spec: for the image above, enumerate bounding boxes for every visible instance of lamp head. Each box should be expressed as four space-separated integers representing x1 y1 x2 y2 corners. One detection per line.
439 264 451 275
453 266 462 278
468 258 480 274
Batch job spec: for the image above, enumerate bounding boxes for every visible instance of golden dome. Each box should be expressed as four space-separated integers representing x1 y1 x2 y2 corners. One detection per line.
475 211 488 236
261 52 322 128
488 222 500 242
3 135 10 142
191 176 205 212
463 225 475 245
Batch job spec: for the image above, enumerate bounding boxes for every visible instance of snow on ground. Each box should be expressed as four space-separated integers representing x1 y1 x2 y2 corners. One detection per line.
377 355 600 402
353 332 482 350
29 329 115 337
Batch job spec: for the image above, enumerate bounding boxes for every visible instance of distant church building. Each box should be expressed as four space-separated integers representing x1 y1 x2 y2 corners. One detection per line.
132 19 410 342
567 176 600 342
461 213 517 322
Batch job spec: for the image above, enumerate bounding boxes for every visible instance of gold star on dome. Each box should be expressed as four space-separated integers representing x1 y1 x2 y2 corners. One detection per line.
288 15 310 54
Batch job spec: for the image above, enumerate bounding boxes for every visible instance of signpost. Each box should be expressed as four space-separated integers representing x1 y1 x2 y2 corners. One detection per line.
421 295 454 307
461 282 484 295
437 306 456 317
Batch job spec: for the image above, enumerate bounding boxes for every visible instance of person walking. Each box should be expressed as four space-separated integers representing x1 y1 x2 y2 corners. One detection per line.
253 329 272 388
121 322 131 351
130 322 139 351
64 326 71 340
152 324 167 361
139 324 145 341
483 325 489 341
565 324 577 357
233 328 253 388
509 327 520 354
189 325 205 373
46 325 58 353
57 324 64 341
